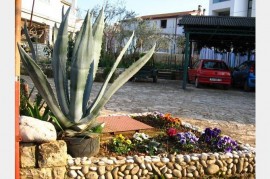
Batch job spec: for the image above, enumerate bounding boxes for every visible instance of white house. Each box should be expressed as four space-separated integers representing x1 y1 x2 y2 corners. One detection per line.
121 7 204 55
21 0 79 44
209 0 256 17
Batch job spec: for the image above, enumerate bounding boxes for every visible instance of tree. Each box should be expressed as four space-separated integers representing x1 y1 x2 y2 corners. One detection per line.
117 17 170 56
90 0 137 59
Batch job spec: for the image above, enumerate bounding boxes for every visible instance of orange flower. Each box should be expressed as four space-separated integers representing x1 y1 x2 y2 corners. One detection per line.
164 113 171 118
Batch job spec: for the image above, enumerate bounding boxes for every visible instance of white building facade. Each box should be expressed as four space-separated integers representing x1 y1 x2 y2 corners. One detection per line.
134 10 202 54
209 0 255 17
21 0 78 44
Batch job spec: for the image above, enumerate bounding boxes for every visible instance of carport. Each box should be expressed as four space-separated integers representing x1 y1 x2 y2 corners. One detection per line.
178 15 255 89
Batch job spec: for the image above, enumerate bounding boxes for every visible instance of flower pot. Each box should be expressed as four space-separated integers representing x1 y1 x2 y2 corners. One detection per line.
63 134 100 157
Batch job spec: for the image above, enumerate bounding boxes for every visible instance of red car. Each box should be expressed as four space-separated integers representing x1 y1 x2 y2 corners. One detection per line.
188 59 232 89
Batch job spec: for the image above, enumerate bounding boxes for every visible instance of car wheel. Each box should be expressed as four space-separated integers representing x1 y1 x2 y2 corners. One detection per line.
223 85 230 90
231 77 236 87
244 80 250 92
187 76 191 84
195 77 200 88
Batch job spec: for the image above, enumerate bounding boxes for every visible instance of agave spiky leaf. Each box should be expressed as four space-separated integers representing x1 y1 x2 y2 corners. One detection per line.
52 8 70 116
53 23 59 45
80 44 156 130
18 44 73 128
69 11 95 122
23 22 37 61
88 32 135 114
62 6 65 20
82 8 105 113
92 8 105 79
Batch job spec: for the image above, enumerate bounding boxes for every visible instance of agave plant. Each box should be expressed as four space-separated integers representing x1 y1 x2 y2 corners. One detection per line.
18 8 156 137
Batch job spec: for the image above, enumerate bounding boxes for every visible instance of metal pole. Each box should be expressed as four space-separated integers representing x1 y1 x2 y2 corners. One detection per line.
182 32 190 89
29 0 35 28
15 0 22 178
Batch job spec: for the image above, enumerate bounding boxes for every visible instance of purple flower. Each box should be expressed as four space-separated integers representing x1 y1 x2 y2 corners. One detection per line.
177 132 198 145
216 136 238 152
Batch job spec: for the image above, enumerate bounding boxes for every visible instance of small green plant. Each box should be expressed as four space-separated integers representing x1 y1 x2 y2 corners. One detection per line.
109 134 133 155
20 80 64 131
132 132 163 155
18 7 155 137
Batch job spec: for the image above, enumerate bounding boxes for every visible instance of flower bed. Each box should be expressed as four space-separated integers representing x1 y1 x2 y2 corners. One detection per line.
102 112 244 157
20 112 255 179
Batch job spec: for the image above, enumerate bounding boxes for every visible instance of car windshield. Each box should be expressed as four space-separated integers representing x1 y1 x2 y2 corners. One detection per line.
202 61 229 70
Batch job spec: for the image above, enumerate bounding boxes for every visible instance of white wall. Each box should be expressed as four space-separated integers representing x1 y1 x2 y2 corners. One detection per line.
209 0 232 15
251 0 256 17
209 0 256 17
232 0 248 16
21 0 78 43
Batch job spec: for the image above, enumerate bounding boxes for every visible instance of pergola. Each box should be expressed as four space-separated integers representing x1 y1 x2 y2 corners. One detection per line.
178 15 255 89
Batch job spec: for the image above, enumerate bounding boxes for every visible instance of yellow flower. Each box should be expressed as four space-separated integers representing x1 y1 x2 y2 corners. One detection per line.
126 139 132 145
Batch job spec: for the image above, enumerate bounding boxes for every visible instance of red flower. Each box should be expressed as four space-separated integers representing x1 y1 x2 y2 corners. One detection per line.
167 128 178 137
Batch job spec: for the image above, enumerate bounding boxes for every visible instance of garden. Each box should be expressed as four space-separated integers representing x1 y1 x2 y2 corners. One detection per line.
18 6 255 179
101 113 239 157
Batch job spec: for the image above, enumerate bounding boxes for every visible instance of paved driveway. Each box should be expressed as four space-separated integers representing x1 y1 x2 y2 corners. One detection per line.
103 80 255 125
21 75 255 146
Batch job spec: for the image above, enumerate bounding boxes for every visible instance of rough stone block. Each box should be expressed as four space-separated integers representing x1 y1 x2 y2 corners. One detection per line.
52 167 67 179
20 168 52 179
38 140 68 167
20 143 37 168
20 115 57 142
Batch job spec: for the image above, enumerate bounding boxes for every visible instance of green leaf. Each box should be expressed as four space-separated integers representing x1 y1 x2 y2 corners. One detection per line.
23 22 37 61
80 44 156 130
92 8 105 79
89 32 135 114
82 61 94 115
52 23 59 45
82 8 105 116
52 7 70 116
71 11 88 64
17 44 73 128
50 115 64 131
69 11 95 122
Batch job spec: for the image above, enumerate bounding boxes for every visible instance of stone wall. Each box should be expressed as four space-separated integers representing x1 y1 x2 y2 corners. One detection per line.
20 140 67 179
20 140 255 179
64 149 255 179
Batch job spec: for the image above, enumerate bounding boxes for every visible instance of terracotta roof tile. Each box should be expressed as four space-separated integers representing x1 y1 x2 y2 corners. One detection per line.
97 116 153 133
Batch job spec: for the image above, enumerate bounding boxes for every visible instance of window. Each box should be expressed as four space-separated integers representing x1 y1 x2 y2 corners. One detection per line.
239 62 248 70
218 11 230 16
213 0 229 3
160 20 167 28
202 61 229 70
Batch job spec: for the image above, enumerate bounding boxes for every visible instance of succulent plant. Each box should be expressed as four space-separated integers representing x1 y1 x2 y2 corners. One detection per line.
18 8 156 136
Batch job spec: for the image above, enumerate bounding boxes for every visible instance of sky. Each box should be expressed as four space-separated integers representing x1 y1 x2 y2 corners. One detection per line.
77 0 209 17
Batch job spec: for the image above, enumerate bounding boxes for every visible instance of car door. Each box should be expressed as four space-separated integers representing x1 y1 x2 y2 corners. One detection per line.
233 62 249 85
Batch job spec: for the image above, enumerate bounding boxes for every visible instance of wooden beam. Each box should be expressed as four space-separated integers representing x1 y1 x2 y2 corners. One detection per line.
15 0 21 178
